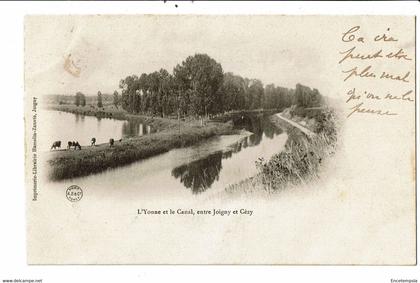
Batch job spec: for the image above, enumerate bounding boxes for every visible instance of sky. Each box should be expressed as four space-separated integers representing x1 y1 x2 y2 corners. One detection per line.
25 15 411 98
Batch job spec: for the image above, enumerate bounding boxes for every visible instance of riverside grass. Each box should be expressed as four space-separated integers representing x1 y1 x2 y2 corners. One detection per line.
226 108 338 193
47 120 234 181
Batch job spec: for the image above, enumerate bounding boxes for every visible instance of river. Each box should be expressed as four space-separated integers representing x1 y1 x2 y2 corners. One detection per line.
42 110 152 149
42 111 288 198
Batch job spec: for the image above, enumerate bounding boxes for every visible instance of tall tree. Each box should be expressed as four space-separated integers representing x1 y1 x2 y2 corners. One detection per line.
119 75 139 113
157 68 175 117
113 90 120 109
263 84 276 109
173 54 224 116
173 64 191 116
248 79 264 109
97 91 103 108
80 93 86 107
294 84 322 108
221 73 246 111
74 92 81 106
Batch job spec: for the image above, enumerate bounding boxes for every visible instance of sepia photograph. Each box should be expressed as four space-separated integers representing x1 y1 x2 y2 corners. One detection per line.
28 15 339 197
24 15 415 265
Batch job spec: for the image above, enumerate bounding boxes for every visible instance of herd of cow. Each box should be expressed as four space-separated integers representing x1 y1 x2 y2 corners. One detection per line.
50 137 120 151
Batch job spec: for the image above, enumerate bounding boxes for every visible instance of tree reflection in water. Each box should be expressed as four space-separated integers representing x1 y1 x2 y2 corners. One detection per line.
121 120 152 138
171 136 253 193
171 114 284 194
171 151 223 194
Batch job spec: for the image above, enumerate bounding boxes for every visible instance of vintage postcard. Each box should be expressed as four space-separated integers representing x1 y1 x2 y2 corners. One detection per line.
24 15 416 264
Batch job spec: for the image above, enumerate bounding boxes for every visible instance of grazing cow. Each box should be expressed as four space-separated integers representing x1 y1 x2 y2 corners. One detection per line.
51 141 61 150
67 141 82 150
91 137 96 146
109 138 114 147
74 141 81 150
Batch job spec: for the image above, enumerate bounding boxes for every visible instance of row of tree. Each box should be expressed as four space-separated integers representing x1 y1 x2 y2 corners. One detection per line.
75 91 104 108
75 53 324 116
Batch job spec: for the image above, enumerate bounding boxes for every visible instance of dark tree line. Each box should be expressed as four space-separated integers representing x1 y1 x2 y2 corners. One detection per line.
292 83 323 108
118 54 226 117
75 53 324 115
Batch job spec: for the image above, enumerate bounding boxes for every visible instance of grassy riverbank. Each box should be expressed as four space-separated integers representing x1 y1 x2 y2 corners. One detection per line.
45 104 239 181
226 108 338 194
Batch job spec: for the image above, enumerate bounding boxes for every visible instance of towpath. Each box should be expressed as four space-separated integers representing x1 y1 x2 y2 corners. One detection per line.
275 114 316 138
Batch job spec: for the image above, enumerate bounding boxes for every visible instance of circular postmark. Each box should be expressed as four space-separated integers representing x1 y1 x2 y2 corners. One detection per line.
66 185 83 202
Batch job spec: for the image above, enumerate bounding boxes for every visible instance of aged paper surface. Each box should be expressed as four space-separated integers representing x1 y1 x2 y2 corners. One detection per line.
25 15 415 264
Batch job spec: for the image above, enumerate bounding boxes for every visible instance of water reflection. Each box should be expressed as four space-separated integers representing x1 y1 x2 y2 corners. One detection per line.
49 113 288 198
122 120 138 138
139 124 143 136
172 151 223 194
122 121 154 138
44 110 153 148
171 115 283 194
233 114 282 146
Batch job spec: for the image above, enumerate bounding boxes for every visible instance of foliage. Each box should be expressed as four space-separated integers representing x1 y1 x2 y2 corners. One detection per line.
173 54 224 116
117 53 320 117
113 90 120 109
293 84 323 108
255 109 338 191
74 92 86 107
263 84 293 110
97 91 103 108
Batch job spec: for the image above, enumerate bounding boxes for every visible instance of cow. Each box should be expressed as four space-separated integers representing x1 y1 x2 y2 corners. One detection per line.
51 141 61 150
109 138 114 147
74 141 81 150
91 137 96 146
67 141 82 150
